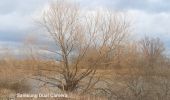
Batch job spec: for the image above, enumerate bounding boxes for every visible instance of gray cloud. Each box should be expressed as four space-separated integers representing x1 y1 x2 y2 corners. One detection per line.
0 0 49 44
0 0 170 53
113 0 170 13
0 0 48 15
77 0 170 13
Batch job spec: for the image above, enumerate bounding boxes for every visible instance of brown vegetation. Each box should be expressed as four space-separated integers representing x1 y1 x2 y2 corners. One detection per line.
0 1 170 100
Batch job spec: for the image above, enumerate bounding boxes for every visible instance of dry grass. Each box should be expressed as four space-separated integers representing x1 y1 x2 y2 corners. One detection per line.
0 58 109 100
0 58 32 98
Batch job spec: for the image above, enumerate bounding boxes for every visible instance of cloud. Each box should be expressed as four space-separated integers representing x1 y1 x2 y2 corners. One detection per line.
127 10 170 35
76 0 170 13
0 0 49 45
0 0 50 31
0 0 170 54
0 0 48 15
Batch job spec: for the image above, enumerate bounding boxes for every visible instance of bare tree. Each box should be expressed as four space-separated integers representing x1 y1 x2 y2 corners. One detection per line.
37 0 130 93
140 36 165 68
121 37 167 100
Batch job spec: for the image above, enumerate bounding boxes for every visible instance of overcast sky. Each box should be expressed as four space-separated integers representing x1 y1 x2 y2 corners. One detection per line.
0 0 170 54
